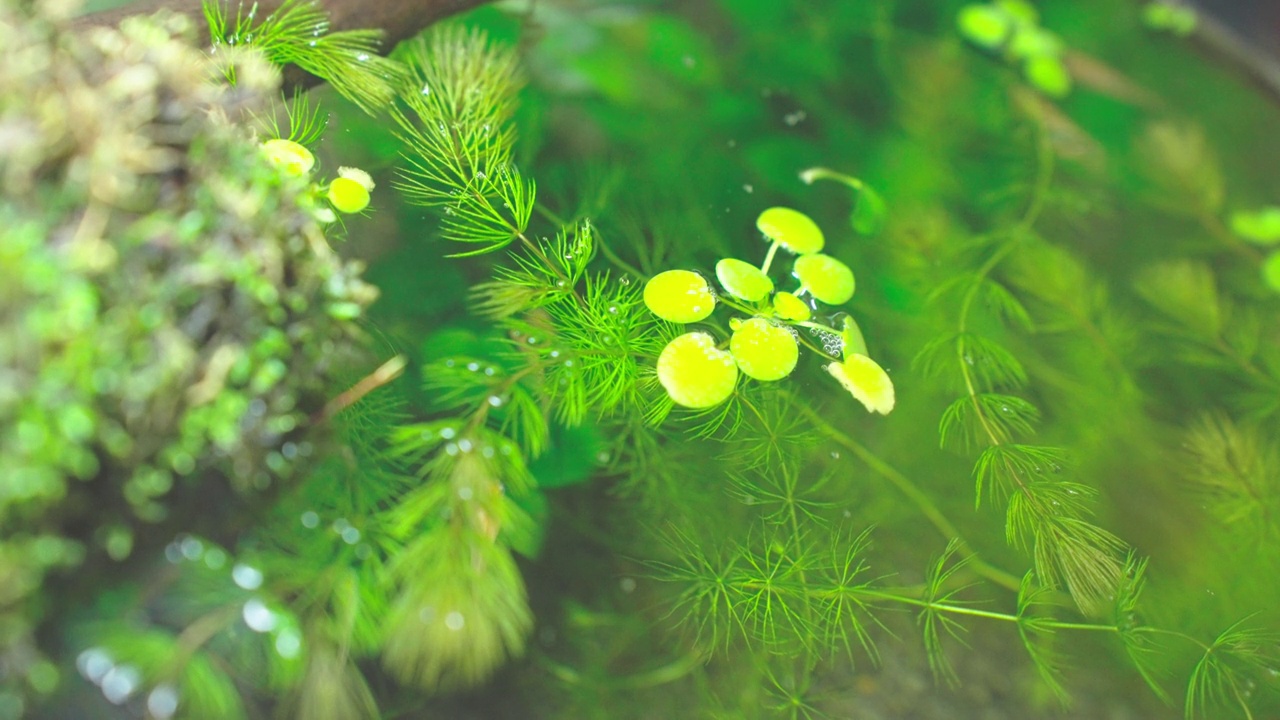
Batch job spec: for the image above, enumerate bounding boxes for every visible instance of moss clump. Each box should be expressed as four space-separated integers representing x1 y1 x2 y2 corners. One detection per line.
0 1 374 706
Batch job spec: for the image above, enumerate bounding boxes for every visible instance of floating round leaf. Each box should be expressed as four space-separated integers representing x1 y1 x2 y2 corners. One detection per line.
772 291 811 322
657 332 738 408
957 4 1011 49
996 0 1038 24
1024 55 1071 98
328 177 371 214
1264 252 1280 293
826 354 895 415
1143 2 1197 36
793 253 855 305
1230 207 1280 245
1008 25 1063 59
644 270 716 323
730 318 798 381
715 258 774 302
261 139 315 176
757 207 824 254
338 166 376 191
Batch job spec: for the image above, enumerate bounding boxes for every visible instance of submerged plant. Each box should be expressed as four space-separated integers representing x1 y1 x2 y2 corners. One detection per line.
10 0 1280 718
0 0 385 713
957 0 1073 97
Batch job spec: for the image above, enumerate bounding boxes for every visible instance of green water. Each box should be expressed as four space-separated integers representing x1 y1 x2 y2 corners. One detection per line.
12 0 1280 718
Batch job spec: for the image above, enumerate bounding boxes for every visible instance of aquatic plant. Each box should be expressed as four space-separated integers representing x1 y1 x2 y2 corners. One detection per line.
7 0 1280 718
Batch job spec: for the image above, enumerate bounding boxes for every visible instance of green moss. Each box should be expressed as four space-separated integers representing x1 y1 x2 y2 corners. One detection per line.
0 1 373 705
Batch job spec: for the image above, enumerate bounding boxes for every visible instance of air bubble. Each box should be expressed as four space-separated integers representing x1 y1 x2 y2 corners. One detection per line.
101 665 140 704
147 685 179 719
77 648 113 684
275 630 302 659
243 598 278 633
232 563 263 590
179 536 204 560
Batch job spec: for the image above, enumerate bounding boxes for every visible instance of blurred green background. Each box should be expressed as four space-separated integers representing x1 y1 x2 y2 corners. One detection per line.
34 0 1280 718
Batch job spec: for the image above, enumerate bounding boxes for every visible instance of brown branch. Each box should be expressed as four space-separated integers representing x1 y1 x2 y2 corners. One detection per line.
1184 1 1280 107
1128 0 1280 108
75 0 490 92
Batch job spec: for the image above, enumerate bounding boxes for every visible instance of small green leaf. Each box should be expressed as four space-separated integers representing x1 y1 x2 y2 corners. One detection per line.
1024 55 1072 98
1263 252 1280 293
851 184 887 236
729 318 798 381
657 332 738 408
957 4 1012 49
771 291 812 321
261 139 315 176
996 0 1039 24
328 177 371 214
1229 207 1280 244
715 258 774 302
825 354 895 414
1008 25 1064 60
793 253 856 305
643 270 717 323
757 207 825 254
1143 2 1197 36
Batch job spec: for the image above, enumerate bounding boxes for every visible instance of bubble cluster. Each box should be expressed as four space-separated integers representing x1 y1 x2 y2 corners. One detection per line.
956 0 1072 98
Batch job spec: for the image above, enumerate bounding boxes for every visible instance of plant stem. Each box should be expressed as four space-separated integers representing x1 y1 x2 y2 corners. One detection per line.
955 123 1057 520
760 241 781 275
785 394 1022 593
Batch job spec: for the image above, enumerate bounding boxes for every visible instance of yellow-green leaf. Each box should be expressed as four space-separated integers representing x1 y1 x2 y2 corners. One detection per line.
643 270 717 323
793 253 855 305
826 354 896 414
757 207 824 254
715 258 774 302
657 332 738 408
729 318 798 381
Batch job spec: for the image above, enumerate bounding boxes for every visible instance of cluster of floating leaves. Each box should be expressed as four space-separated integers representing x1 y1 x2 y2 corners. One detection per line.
642 207 895 414
957 0 1073 98
1142 0 1198 36
261 139 376 220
